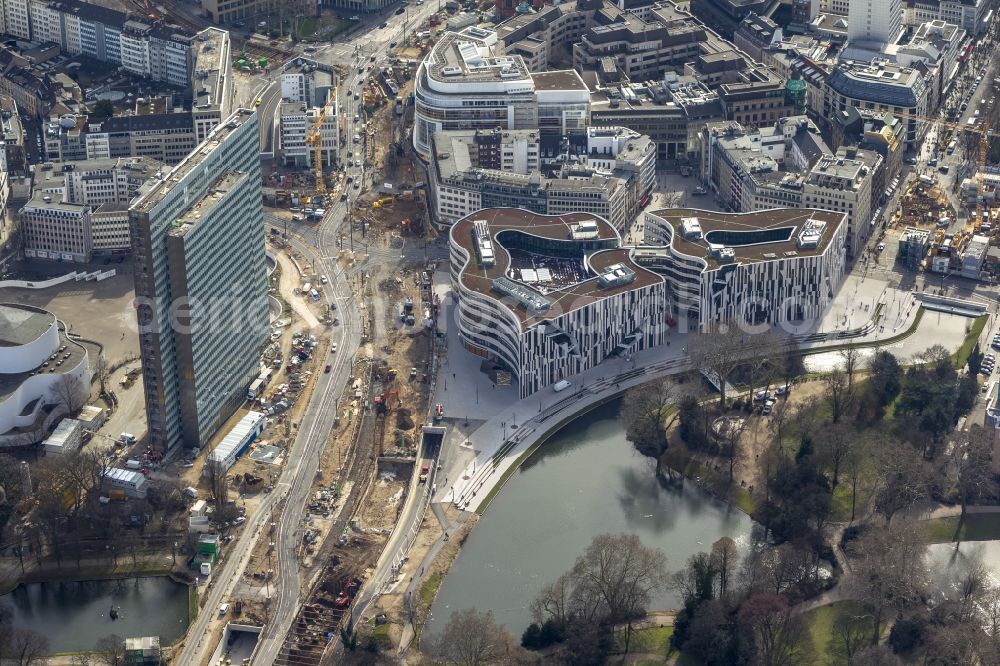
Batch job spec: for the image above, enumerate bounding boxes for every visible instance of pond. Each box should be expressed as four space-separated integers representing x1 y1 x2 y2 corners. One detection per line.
1 576 189 653
427 399 757 636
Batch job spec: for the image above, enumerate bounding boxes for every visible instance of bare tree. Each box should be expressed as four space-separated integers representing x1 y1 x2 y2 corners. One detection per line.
51 374 87 414
207 460 229 512
872 442 929 525
842 437 869 523
570 533 669 653
9 629 48 666
832 606 874 664
849 524 928 646
530 573 572 627
93 634 125 666
744 331 784 410
953 425 994 534
710 536 739 599
719 412 749 484
816 422 854 488
737 592 812 666
688 322 745 409
619 379 680 457
422 609 525 665
823 369 850 424
839 344 862 391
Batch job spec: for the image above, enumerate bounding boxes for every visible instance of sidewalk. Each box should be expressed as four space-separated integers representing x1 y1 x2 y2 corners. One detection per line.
432 272 942 512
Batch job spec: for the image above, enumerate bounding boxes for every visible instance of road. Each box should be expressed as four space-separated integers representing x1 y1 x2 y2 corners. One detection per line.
251 4 438 658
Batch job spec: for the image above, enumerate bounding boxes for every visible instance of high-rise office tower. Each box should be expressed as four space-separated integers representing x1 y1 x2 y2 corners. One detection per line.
848 0 903 46
129 109 267 451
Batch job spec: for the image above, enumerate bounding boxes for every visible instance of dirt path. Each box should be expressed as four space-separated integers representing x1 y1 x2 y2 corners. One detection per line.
274 251 320 329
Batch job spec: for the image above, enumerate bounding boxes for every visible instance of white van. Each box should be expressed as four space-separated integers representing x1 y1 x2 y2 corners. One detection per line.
553 380 572 392
219 603 229 616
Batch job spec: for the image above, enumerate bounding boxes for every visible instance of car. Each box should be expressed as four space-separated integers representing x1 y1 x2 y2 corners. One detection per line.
346 175 353 183
395 7 405 13
692 186 708 195
380 21 388 27
254 98 262 106
753 389 770 402
434 403 444 419
219 604 229 615
320 275 328 284
325 364 332 373
775 385 791 396
331 342 337 352
331 302 337 310
877 242 885 251
983 383 991 393
390 41 398 47
927 158 938 166
354 181 361 189
905 156 918 165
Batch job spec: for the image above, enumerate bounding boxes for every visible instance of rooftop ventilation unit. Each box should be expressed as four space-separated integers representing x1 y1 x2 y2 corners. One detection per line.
570 219 600 239
680 217 702 240
441 66 462 76
598 263 636 288
492 277 550 314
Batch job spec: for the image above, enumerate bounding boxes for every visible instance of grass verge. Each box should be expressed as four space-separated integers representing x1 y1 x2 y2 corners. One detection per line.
188 584 198 622
952 314 989 367
803 601 876 666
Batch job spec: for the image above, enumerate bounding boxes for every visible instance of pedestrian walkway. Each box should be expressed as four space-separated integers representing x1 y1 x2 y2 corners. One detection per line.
432 272 936 513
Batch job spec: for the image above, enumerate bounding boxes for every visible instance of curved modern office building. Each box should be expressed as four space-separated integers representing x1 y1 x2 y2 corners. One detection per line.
413 28 538 161
633 208 848 332
449 208 667 397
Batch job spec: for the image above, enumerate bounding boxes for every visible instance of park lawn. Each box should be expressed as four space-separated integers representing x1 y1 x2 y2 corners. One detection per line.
804 601 875 666
953 315 988 368
919 513 1000 543
829 467 877 522
614 625 674 655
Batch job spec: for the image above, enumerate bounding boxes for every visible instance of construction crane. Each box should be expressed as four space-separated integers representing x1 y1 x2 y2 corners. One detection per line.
883 110 996 222
305 92 335 200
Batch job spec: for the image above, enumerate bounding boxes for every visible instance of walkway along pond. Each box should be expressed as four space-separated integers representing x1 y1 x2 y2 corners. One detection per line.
1 576 190 653
427 399 757 635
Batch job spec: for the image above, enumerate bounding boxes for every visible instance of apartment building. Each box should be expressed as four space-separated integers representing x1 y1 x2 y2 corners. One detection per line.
699 116 830 212
429 126 655 229
190 28 234 143
802 148 882 258
689 0 779 40
635 208 847 331
824 59 930 149
734 12 781 63
572 2 709 80
448 208 667 397
20 156 162 260
129 109 267 451
849 0 904 46
0 0 195 87
44 108 199 166
280 58 335 108
589 74 724 163
279 100 338 168
907 0 993 35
